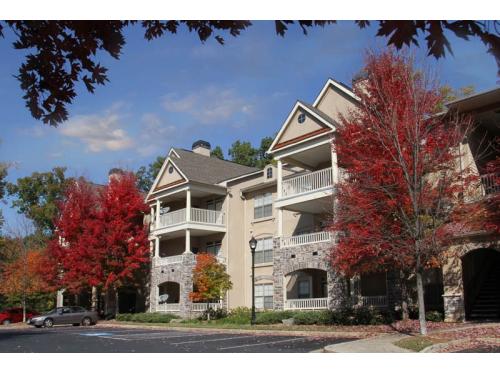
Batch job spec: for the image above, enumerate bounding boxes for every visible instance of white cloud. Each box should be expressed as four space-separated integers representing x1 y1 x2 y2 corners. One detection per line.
162 87 253 124
60 109 133 153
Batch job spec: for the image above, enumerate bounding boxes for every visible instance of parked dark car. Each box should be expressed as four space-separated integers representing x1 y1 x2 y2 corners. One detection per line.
28 306 99 328
0 307 39 325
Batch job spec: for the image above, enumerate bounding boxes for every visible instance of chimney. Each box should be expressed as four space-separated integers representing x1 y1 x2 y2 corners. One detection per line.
352 70 369 95
192 140 211 157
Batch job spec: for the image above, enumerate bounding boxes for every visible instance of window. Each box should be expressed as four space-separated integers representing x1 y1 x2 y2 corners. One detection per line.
266 167 273 179
254 192 272 219
255 284 273 309
255 237 273 264
298 280 310 299
71 306 85 313
205 241 221 256
207 198 223 211
168 166 174 174
298 112 306 124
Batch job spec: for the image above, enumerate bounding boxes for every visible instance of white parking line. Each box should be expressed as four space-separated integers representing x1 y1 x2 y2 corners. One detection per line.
172 335 256 345
99 333 212 341
219 337 306 351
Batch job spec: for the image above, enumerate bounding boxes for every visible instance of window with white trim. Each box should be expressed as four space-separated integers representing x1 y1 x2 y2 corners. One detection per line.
298 280 311 299
205 241 221 256
266 167 273 179
255 283 273 309
207 198 223 211
255 237 273 264
254 192 272 219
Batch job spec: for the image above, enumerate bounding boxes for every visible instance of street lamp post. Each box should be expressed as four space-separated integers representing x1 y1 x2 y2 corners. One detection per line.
249 236 257 325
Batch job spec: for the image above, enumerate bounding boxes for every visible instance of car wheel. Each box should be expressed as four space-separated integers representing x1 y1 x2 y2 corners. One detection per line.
43 318 54 328
2 319 11 325
81 317 92 326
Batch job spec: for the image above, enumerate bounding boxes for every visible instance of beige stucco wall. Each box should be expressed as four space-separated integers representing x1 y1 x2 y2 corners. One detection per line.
157 160 185 187
278 110 327 144
315 84 357 123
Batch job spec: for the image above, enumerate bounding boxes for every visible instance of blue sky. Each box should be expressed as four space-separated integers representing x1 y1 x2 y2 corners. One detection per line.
0 21 498 226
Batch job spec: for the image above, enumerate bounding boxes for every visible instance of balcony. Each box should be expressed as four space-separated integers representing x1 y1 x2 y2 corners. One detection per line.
282 167 333 199
155 302 222 313
152 207 226 236
284 297 328 310
480 173 500 196
154 254 226 268
280 231 332 248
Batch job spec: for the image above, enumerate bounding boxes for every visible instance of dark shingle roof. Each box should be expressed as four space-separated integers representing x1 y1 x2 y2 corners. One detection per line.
298 100 338 127
171 148 259 185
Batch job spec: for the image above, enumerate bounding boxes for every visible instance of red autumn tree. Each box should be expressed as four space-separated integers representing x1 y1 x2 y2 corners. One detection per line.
190 253 232 320
49 172 150 314
0 248 53 321
330 49 475 335
48 177 100 292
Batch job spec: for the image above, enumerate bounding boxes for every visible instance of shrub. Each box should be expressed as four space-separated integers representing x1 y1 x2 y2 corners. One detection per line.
292 310 331 325
199 307 228 321
255 310 295 325
115 312 179 323
219 307 251 324
425 310 444 322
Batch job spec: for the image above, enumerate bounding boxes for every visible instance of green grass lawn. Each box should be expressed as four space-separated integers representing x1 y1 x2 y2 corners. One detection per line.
394 336 448 352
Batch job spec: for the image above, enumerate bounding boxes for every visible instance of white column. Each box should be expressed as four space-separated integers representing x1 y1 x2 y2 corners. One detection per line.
154 236 160 258
331 150 339 184
155 199 161 229
150 206 155 227
184 229 191 254
277 159 283 199
56 289 65 307
186 189 191 222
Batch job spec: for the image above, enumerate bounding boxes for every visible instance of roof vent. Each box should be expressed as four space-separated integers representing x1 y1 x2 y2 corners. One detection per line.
192 140 211 157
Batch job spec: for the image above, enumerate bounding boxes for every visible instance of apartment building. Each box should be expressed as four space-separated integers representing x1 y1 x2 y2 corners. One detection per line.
146 78 500 321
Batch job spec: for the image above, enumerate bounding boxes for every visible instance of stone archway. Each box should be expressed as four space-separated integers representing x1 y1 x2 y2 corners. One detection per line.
461 248 500 320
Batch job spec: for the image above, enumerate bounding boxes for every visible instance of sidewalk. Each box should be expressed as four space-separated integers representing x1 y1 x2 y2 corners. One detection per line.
323 333 413 353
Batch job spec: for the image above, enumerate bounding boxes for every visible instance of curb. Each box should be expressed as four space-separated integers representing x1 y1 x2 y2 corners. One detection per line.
98 321 370 339
422 337 500 353
323 333 412 353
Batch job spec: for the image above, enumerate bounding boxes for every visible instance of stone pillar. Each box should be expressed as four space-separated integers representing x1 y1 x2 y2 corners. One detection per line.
272 237 285 310
180 252 196 317
442 255 465 322
327 270 346 310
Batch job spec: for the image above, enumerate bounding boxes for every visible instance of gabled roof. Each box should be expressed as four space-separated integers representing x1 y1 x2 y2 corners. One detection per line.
312 78 359 106
170 148 259 185
267 100 337 154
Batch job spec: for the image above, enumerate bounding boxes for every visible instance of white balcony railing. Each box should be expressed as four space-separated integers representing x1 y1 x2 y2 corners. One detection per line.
157 208 224 230
359 295 388 307
154 254 184 267
282 167 333 198
280 231 332 248
481 173 500 196
156 303 180 312
284 298 329 310
191 302 223 311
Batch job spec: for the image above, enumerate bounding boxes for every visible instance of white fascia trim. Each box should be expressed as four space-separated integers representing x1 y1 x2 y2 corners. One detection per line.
267 101 336 154
312 78 360 107
168 148 180 158
148 183 189 201
271 132 333 158
146 156 189 200
218 170 263 187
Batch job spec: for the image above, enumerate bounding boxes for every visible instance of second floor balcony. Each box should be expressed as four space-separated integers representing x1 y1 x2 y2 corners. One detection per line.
152 207 225 235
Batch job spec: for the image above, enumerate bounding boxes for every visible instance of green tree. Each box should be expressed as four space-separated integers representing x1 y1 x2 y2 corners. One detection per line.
7 167 71 235
228 141 258 167
0 21 497 126
135 156 166 192
255 136 274 168
210 146 224 160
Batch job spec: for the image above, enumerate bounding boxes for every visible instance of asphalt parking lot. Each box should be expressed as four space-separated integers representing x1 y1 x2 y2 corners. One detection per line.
0 325 353 353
